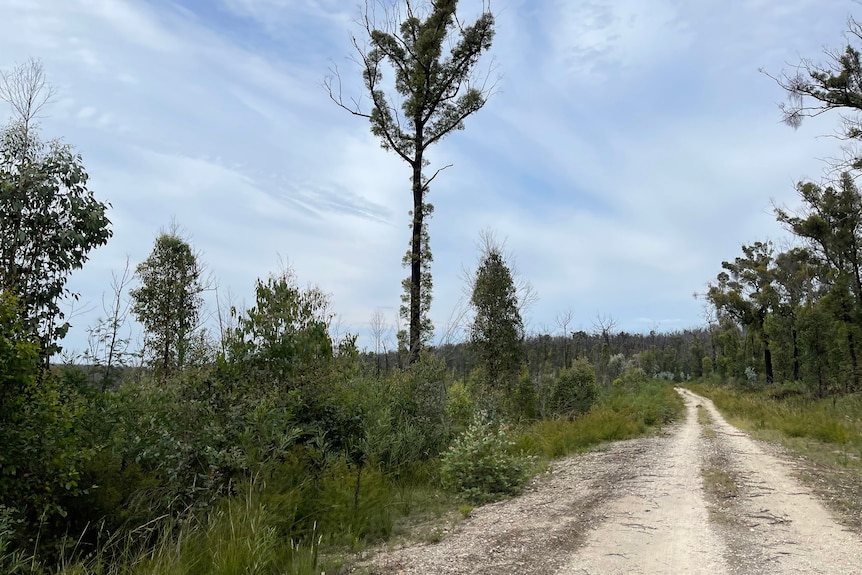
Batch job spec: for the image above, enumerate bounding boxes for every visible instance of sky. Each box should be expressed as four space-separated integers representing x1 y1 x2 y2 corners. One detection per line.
0 0 857 357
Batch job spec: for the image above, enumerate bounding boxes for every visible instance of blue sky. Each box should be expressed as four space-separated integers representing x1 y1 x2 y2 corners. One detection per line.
0 0 855 356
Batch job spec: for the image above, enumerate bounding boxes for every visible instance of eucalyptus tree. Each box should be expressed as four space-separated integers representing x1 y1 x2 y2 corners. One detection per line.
776 173 862 390
766 16 862 169
130 230 207 378
707 242 779 383
327 0 496 363
0 59 112 359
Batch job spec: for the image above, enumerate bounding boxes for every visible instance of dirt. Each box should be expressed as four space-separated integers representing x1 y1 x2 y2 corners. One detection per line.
363 388 862 574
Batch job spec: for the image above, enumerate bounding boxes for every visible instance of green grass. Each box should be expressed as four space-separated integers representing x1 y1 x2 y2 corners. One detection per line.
514 381 685 460
687 382 862 468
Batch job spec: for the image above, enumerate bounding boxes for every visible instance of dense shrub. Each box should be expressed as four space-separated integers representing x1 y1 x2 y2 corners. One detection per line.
0 293 95 544
546 359 598 418
440 413 533 504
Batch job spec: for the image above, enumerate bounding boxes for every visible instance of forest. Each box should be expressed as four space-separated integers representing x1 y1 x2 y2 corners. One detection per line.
3 2 862 574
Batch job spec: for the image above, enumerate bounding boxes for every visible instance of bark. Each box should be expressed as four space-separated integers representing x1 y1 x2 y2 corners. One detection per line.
409 146 424 365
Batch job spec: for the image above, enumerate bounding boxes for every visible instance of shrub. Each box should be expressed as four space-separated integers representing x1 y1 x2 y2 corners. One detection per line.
440 414 533 504
546 359 597 418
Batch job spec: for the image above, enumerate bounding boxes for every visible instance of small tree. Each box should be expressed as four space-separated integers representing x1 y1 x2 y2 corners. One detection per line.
0 59 112 360
327 0 496 364
470 235 524 400
84 257 134 390
227 268 334 387
546 358 597 419
130 229 206 379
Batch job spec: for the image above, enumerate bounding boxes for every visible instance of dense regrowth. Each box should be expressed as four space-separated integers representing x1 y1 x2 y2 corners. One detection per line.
6 4 862 574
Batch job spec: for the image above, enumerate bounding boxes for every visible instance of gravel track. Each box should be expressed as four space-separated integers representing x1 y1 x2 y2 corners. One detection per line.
366 389 862 574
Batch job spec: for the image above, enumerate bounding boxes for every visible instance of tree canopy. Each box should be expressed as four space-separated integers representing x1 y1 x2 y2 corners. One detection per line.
0 59 112 359
328 0 495 364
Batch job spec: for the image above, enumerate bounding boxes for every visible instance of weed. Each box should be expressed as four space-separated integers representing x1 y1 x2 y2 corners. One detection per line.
701 466 739 500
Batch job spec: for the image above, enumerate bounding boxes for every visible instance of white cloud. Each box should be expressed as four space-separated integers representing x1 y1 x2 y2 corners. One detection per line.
546 0 692 84
1 0 858 354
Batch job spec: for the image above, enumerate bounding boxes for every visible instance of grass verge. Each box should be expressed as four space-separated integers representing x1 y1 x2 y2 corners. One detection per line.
687 381 862 532
514 380 685 460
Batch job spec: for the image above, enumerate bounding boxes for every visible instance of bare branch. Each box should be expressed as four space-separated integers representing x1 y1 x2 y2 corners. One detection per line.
0 58 55 127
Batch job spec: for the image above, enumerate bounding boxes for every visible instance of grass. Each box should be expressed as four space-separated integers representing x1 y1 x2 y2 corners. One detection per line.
514 380 685 460
697 404 717 438
686 383 862 469
688 381 862 534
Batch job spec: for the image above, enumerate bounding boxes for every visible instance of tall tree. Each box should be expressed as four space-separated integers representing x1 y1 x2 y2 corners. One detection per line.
0 59 112 359
327 0 495 364
776 173 862 389
707 242 778 383
130 229 206 378
470 237 524 394
397 206 434 355
770 248 816 381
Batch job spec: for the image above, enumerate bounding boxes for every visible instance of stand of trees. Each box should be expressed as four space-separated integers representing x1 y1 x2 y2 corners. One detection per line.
700 14 862 395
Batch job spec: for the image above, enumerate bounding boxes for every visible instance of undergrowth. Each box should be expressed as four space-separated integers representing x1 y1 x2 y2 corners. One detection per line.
11 381 684 574
514 380 684 460
687 382 862 467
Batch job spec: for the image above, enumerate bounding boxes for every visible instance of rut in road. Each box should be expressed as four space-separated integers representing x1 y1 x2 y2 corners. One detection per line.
368 389 862 575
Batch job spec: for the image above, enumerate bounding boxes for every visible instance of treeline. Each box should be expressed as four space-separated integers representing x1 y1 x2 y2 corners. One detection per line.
703 16 862 396
370 328 713 385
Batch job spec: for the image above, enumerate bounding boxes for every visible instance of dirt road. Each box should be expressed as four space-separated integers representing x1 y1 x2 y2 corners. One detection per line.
369 389 862 574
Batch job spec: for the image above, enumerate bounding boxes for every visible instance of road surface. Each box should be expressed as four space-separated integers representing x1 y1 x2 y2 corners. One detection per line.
369 388 862 574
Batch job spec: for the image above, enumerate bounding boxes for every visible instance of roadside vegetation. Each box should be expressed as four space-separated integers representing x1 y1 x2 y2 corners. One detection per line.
688 381 862 469
10 2 862 572
0 50 686 574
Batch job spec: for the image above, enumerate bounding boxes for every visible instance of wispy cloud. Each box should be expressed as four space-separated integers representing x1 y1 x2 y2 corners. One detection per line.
0 0 855 353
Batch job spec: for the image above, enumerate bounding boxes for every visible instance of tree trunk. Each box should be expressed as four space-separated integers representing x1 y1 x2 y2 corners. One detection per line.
761 331 774 384
848 329 859 393
409 152 423 365
791 326 800 381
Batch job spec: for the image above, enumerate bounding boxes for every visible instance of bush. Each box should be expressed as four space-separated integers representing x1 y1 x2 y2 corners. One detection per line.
546 359 597 418
440 414 533 504
0 292 95 543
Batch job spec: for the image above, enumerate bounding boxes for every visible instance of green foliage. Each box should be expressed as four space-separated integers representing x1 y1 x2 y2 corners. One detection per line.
0 292 94 534
688 383 861 448
702 356 714 376
399 203 434 356
470 244 524 397
707 241 778 383
329 0 495 363
440 413 533 504
510 368 539 422
516 381 684 459
546 359 598 418
130 231 206 379
328 356 449 478
0 61 112 358
0 506 30 574
446 380 475 433
771 21 862 165
226 269 333 388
